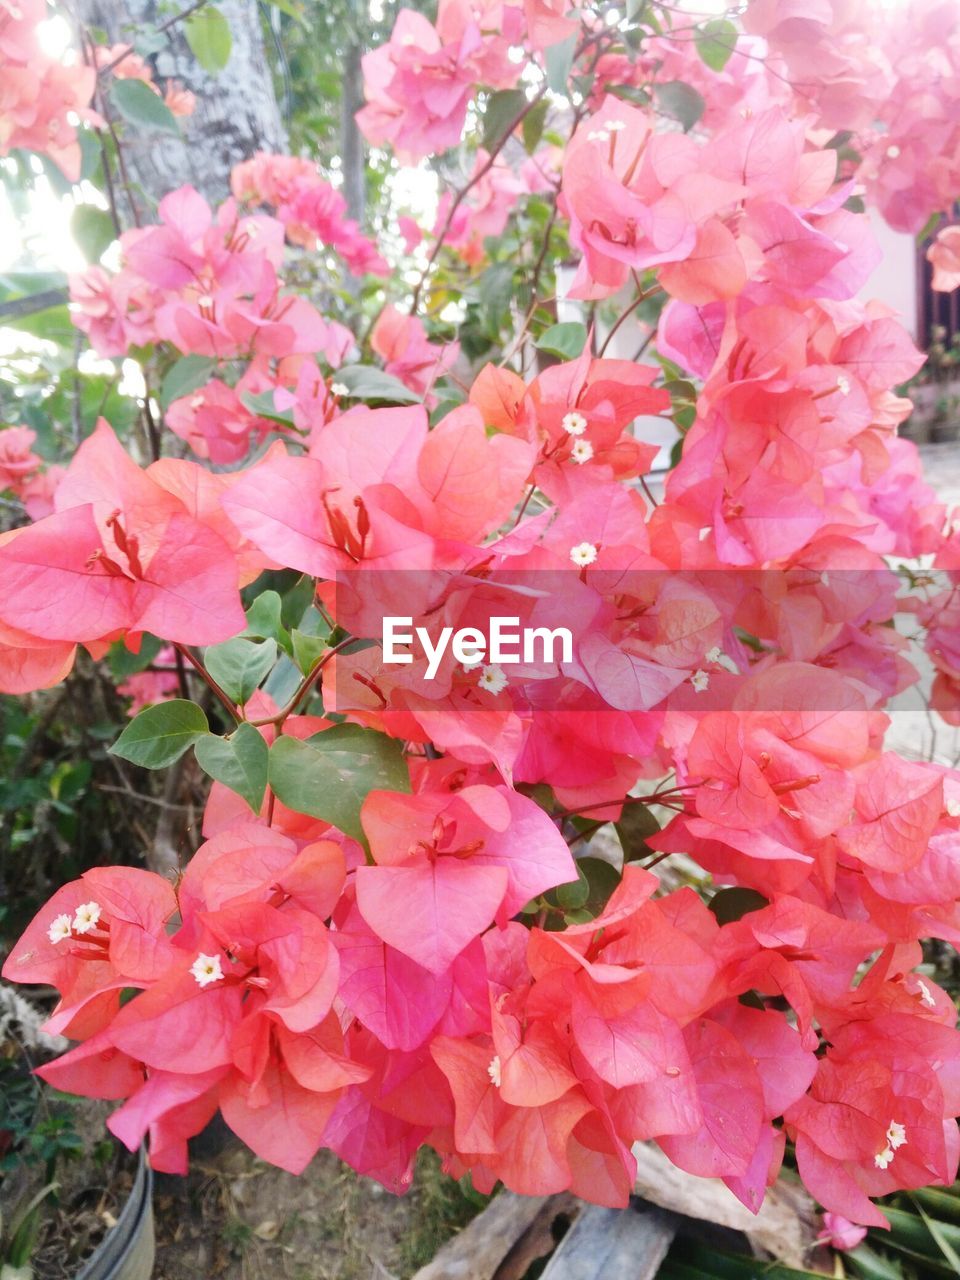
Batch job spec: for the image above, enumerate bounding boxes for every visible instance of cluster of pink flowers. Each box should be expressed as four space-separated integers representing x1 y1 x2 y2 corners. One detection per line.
0 0 96 179
230 152 388 277
4 0 960 1239
0 425 63 519
745 0 960 233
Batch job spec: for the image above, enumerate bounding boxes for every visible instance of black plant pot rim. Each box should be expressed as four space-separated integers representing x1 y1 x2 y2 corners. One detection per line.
74 1147 152 1280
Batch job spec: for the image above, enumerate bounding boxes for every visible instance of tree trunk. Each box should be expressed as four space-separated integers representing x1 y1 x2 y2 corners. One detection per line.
340 0 365 224
77 0 288 211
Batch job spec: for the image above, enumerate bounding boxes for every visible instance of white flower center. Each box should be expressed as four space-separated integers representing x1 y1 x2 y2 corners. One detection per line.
330 382 349 397
478 664 508 695
73 901 102 935
562 411 587 436
886 144 901 159
197 294 214 308
487 1055 502 1088
48 914 73 945
190 953 224 987
886 1120 907 1150
606 119 626 131
836 374 851 396
570 541 598 567
690 669 710 693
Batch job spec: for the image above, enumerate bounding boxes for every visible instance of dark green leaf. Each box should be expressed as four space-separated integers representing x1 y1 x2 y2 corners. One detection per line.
522 98 550 154
709 887 768 925
695 18 737 72
578 858 622 918
195 722 268 812
110 78 180 134
110 700 209 768
204 637 277 706
331 365 422 405
482 89 526 150
654 81 705 132
71 204 115 263
555 863 590 910
185 6 232 73
536 321 587 360
159 355 215 409
268 725 410 844
108 633 164 679
615 803 660 861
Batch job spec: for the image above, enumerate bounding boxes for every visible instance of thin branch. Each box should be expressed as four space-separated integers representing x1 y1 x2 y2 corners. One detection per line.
95 0 211 77
0 289 70 322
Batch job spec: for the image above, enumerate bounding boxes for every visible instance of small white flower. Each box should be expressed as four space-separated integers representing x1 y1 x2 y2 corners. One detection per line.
190 953 224 988
886 144 901 159
886 1120 907 1150
478 665 508 695
562 411 587 436
874 1146 894 1170
836 374 851 396
705 646 722 664
48 914 73 945
698 526 712 542
246 220 260 237
197 293 214 309
190 394 205 410
690 669 710 693
917 978 937 1008
570 541 598 568
487 1055 502 1088
706 647 738 674
570 439 594 465
330 381 349 397
72 902 101 935
587 128 610 143
606 118 626 132
946 796 960 818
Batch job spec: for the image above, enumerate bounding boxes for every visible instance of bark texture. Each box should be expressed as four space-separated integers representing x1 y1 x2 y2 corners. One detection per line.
78 0 288 210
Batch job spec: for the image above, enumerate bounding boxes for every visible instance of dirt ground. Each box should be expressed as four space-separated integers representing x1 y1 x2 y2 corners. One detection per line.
152 1138 477 1280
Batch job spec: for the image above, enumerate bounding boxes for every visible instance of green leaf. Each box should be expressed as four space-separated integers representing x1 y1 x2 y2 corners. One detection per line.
555 864 590 911
695 18 737 72
292 629 329 675
204 637 277 706
615 803 660 862
71 204 115 263
536 321 587 360
522 97 550 154
654 81 705 132
110 78 180 134
544 33 577 95
185 6 232 73
159 355 215 409
242 590 290 650
195 722 268 812
108 633 164 679
240 388 296 426
709 887 768 925
482 88 526 150
331 365 422 405
268 725 410 844
110 700 209 769
578 858 622 918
